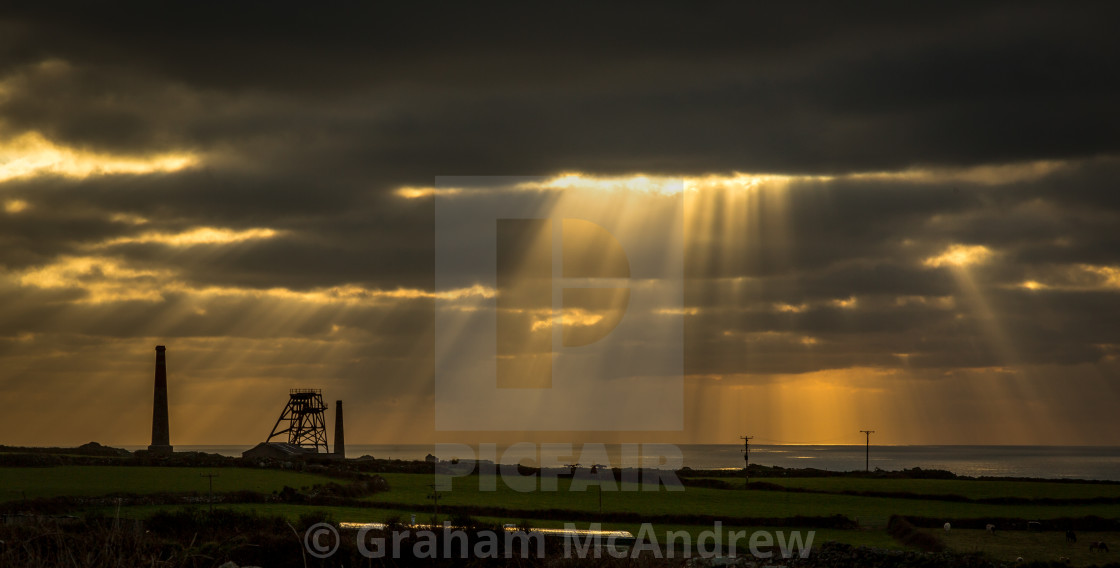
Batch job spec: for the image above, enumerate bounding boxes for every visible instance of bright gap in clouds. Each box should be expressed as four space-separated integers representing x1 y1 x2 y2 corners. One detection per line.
3 198 29 213
393 159 1091 200
0 131 198 181
94 227 282 248
16 254 495 305
923 244 994 268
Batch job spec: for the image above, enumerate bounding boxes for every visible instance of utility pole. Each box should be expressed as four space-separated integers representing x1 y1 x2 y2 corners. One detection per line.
740 436 754 488
860 430 875 472
592 464 605 514
201 472 219 514
427 485 442 525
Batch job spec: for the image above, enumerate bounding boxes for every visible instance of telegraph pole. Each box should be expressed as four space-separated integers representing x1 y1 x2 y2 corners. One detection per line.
427 484 442 525
592 464 605 513
201 472 219 514
740 436 754 488
860 430 875 472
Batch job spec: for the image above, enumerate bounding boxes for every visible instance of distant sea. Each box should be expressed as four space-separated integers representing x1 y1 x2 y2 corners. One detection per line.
121 444 1120 481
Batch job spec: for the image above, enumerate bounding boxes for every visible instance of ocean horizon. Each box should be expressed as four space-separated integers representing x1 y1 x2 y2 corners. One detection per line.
116 443 1120 482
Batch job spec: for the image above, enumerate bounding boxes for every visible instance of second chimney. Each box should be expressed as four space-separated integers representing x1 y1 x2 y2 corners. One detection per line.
334 400 345 457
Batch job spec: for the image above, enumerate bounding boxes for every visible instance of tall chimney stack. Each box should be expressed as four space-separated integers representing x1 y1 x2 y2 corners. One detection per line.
148 345 173 455
334 400 345 457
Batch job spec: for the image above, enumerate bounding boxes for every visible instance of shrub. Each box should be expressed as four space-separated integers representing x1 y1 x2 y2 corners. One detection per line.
887 515 947 552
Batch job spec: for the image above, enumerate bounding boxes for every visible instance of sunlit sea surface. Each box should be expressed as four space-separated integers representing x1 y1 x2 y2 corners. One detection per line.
122 444 1120 481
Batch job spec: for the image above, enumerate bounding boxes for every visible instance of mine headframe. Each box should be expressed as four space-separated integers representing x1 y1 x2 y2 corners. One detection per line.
266 388 329 453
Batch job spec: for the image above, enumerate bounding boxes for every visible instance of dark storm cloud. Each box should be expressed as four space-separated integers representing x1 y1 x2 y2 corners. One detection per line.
685 284 1120 375
4 2 1118 284
0 167 434 290
3 3 1120 176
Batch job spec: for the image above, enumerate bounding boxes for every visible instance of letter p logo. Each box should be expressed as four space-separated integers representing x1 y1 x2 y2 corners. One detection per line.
496 218 632 388
435 177 683 431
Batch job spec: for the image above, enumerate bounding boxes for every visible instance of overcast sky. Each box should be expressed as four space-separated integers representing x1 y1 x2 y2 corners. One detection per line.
1 4 1118 448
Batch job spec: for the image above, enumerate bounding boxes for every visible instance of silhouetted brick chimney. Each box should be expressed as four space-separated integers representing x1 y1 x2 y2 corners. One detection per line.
334 400 345 457
148 345 173 455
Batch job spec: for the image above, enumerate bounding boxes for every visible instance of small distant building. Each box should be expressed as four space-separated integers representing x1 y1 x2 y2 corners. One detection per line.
242 442 316 461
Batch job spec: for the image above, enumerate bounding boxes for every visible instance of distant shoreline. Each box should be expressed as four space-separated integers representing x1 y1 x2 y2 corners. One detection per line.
121 443 1120 482
4 442 1120 483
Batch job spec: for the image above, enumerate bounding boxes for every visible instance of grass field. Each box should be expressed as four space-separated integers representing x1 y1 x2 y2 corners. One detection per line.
93 502 902 551
751 477 1120 500
6 467 1120 524
932 528 1115 565
0 466 337 501
372 473 1120 524
4 465 1118 564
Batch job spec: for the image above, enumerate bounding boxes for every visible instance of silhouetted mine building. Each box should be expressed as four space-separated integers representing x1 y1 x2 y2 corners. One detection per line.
242 389 346 461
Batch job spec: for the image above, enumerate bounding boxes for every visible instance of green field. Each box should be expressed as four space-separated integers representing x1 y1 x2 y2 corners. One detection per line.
755 477 1120 500
932 528 1114 566
6 467 1119 524
0 466 336 500
92 502 901 551
373 473 1120 524
4 465 1119 564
